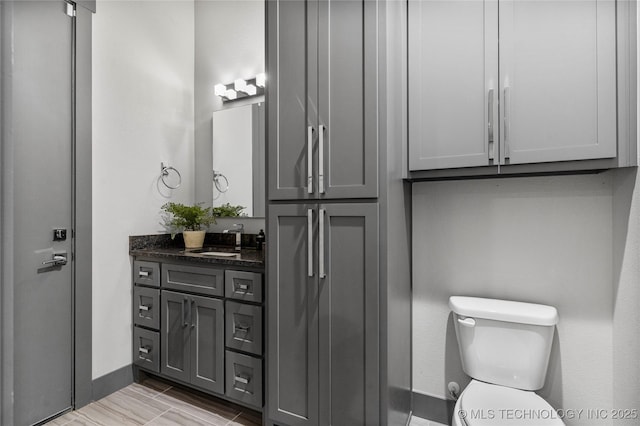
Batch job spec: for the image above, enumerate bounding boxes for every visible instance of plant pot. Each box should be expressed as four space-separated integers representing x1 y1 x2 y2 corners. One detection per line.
183 230 206 249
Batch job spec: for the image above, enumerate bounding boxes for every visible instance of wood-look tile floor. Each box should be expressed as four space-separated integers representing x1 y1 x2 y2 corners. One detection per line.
45 377 261 426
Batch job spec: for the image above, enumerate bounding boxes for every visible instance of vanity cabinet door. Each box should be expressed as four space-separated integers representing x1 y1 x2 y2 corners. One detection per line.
189 294 224 394
267 204 319 426
161 290 191 383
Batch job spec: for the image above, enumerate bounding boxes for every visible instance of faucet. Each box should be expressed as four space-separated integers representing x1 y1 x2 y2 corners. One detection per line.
223 223 244 251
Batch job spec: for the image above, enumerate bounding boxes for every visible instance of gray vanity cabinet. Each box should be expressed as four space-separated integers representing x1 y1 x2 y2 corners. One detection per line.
267 203 379 426
161 290 224 394
267 0 378 201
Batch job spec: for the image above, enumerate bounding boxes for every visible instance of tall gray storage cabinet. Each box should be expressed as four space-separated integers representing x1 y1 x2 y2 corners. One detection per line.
265 0 412 425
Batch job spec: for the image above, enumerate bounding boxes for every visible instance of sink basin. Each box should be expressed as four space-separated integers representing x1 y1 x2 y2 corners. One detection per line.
199 251 238 257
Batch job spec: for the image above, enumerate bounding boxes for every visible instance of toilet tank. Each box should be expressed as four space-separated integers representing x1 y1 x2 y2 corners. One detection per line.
449 296 558 391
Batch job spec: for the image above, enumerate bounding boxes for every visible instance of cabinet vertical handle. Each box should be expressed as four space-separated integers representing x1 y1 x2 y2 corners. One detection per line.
318 124 325 194
487 89 494 160
503 86 510 159
307 126 314 194
182 298 188 327
307 208 313 277
319 208 326 278
191 300 196 328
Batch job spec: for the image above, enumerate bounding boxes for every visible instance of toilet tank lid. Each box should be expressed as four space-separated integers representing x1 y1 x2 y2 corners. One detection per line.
449 296 559 326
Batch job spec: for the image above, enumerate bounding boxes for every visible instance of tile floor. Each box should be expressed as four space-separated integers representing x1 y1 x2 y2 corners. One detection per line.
45 377 261 426
409 416 448 426
44 376 446 426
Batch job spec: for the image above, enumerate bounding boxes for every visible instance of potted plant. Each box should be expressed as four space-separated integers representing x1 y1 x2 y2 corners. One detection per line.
161 202 216 249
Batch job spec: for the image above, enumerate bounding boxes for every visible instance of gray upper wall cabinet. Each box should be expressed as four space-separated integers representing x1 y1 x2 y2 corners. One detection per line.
267 0 378 200
408 0 636 177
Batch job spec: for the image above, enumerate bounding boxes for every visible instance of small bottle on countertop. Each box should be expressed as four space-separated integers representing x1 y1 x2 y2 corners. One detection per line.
256 229 265 251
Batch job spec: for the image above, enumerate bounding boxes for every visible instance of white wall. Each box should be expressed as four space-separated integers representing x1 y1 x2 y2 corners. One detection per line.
412 174 622 424
194 0 265 213
92 1 195 380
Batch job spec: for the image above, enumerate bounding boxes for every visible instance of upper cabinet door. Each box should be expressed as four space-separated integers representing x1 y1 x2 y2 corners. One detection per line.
499 0 617 165
268 0 318 200
408 0 499 171
268 0 378 201
317 0 378 198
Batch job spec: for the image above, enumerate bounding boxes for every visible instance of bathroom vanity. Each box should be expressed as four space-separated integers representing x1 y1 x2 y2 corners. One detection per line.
129 235 265 411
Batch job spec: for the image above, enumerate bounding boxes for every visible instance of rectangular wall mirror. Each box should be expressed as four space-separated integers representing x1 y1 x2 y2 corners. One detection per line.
211 102 265 217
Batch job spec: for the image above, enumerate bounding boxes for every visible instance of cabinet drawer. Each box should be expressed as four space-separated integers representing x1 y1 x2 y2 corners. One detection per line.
225 270 263 303
162 263 224 297
134 260 160 288
225 301 262 356
133 286 160 330
133 327 160 373
225 350 262 409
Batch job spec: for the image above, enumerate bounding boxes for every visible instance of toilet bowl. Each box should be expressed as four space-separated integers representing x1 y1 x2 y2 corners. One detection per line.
452 381 564 426
449 296 565 426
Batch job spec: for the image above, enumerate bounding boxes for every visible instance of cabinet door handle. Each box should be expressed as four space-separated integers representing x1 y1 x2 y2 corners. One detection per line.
319 208 326 279
307 126 314 194
138 270 150 277
318 124 325 194
488 89 494 160
191 300 196 328
307 208 313 277
503 86 510 159
138 305 150 312
139 346 150 355
182 298 188 327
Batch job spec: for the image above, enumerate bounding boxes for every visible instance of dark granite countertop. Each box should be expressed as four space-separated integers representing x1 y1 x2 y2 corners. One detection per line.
129 234 265 269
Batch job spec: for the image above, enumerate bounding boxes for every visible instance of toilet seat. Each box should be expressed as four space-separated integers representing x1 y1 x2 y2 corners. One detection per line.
457 380 565 426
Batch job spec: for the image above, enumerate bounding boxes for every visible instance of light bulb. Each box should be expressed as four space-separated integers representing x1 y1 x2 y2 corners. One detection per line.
234 79 247 92
225 89 237 100
214 83 226 97
256 73 266 88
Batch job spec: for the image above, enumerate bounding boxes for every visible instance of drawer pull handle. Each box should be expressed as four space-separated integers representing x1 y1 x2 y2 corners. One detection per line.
139 346 150 354
236 283 249 291
138 305 150 311
235 325 250 333
138 270 150 277
234 375 250 385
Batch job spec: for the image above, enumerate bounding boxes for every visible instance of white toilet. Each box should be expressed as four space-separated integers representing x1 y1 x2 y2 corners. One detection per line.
449 296 565 426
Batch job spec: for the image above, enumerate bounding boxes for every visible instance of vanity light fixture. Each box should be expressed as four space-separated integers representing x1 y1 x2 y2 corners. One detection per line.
215 74 265 102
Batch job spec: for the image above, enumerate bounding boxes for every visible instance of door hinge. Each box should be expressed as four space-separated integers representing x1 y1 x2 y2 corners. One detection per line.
65 2 76 17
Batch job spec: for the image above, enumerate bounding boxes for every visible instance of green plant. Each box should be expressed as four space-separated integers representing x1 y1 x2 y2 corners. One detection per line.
212 203 247 217
161 202 216 237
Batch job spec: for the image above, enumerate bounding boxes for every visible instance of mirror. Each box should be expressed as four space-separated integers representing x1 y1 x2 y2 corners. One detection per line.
211 102 265 217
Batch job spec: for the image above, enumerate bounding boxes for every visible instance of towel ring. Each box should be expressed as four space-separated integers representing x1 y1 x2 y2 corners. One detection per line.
213 170 229 193
160 162 182 189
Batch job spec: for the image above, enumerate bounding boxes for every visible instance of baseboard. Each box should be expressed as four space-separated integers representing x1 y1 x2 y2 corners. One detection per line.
91 364 133 402
412 391 455 425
